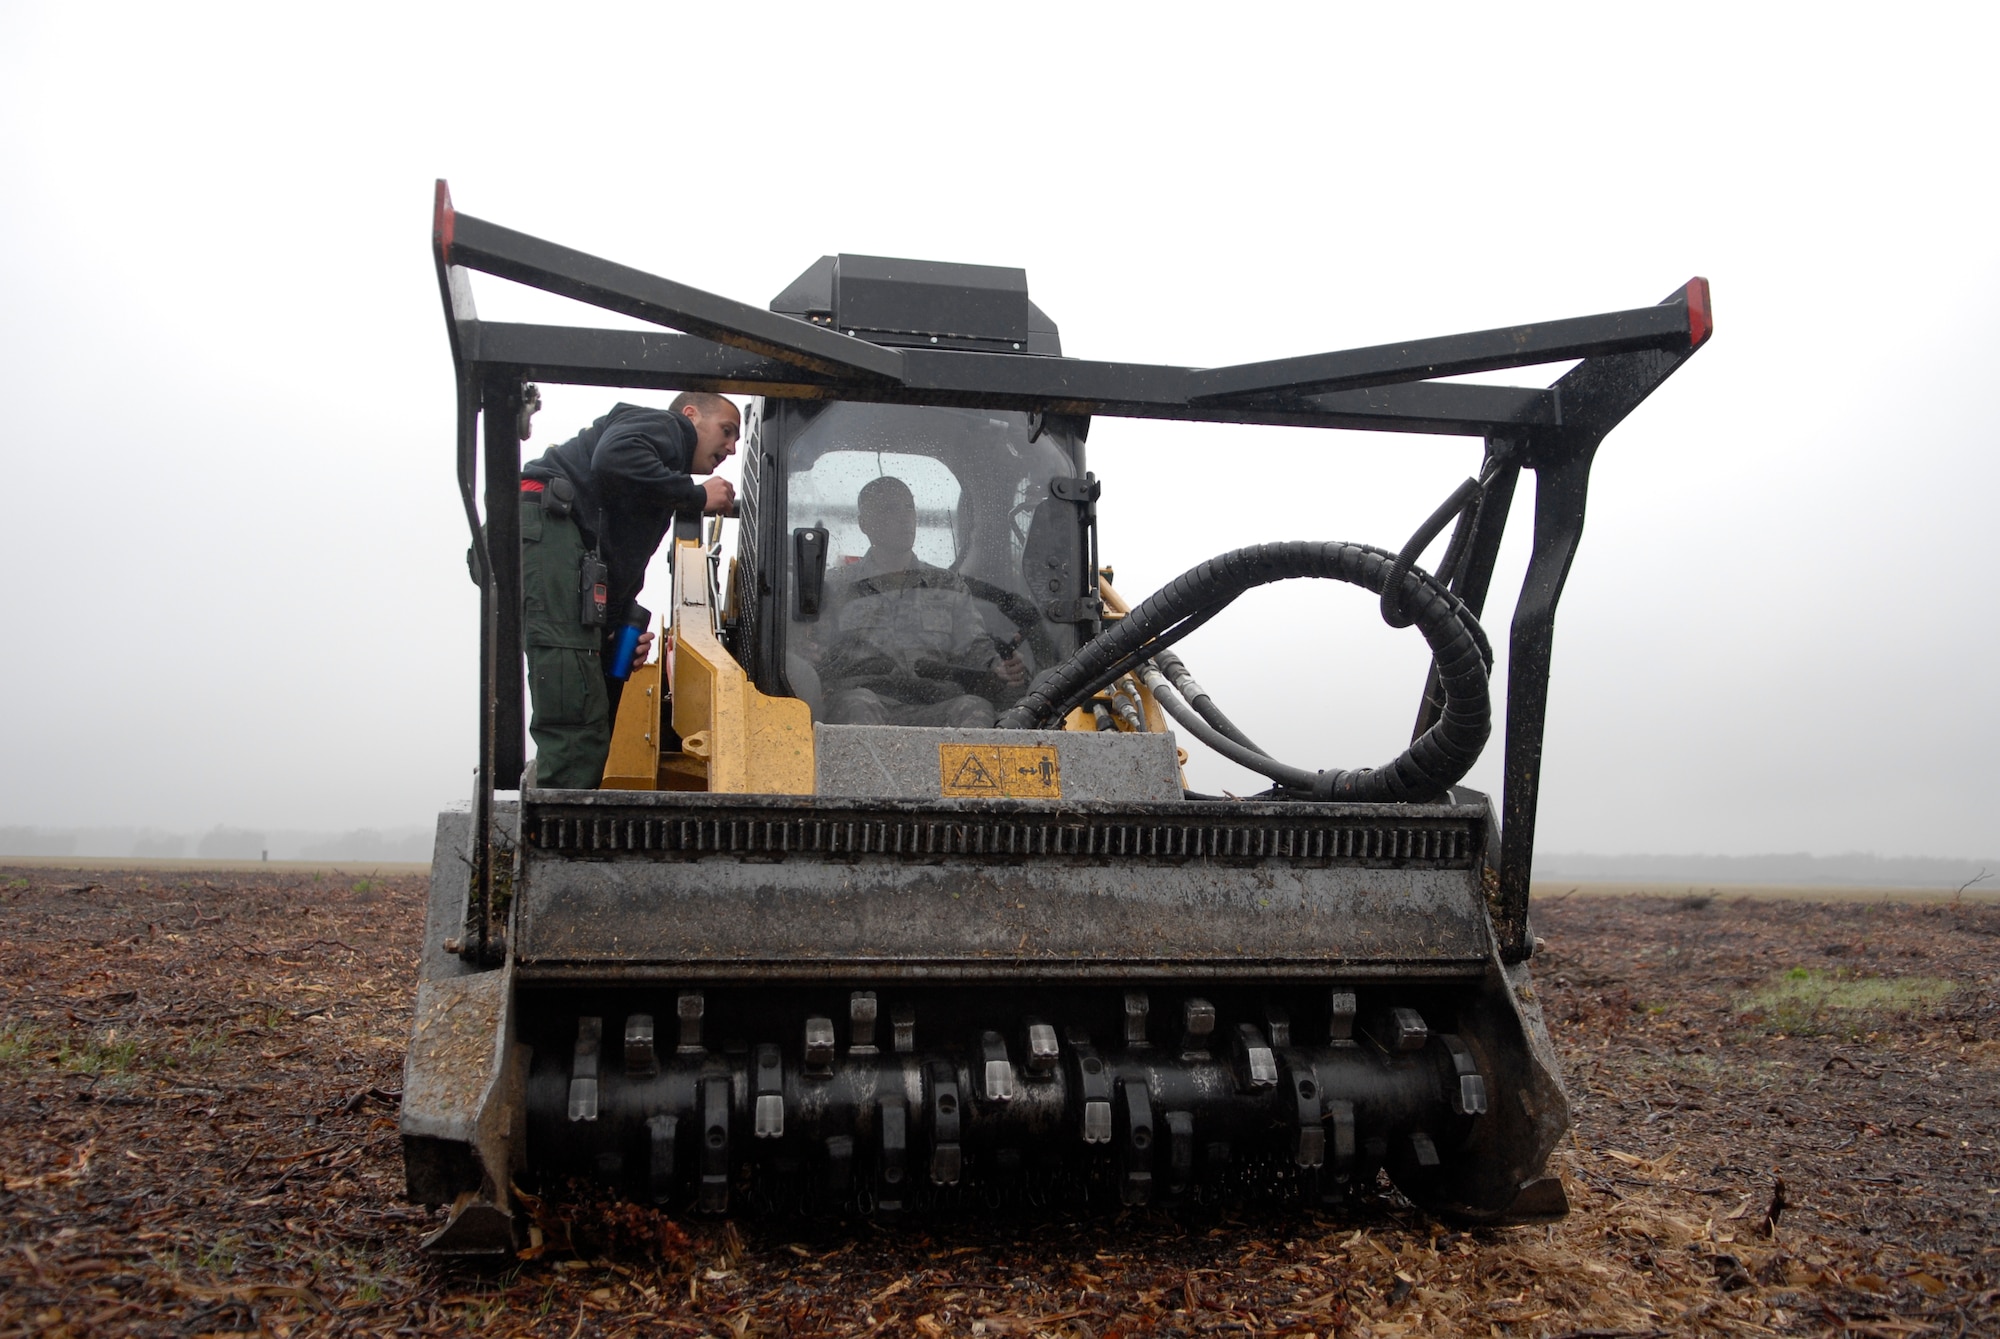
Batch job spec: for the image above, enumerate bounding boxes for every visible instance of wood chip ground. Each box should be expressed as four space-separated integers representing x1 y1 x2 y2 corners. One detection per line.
2 868 1995 1337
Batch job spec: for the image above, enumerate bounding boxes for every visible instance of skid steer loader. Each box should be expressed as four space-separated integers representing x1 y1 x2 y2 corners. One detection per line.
401 181 1711 1254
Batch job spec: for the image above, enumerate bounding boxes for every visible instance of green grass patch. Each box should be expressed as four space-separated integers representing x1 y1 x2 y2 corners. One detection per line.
1740 966 1957 1038
56 1031 140 1075
0 1019 50 1067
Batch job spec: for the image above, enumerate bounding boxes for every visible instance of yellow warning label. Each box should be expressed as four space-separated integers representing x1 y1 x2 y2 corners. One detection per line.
938 743 1062 799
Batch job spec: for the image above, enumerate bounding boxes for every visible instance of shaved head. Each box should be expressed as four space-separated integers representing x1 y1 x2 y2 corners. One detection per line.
668 391 736 418
672 391 741 472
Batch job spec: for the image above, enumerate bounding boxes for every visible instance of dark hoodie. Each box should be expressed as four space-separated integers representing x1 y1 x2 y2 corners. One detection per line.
522 403 707 622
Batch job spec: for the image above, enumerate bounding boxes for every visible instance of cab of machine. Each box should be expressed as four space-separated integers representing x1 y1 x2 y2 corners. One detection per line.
726 255 1100 725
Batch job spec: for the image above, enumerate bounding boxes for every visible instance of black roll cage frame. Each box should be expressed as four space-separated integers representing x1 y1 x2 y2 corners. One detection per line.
430 180 1712 965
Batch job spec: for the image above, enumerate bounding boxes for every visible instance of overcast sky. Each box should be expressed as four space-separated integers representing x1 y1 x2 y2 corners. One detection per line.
2 5 1994 857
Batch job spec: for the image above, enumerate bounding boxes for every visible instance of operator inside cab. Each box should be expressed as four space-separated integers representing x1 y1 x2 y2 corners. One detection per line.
813 475 1028 727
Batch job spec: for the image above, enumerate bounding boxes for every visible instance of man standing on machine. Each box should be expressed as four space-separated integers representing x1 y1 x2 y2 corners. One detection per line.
817 474 1027 727
517 393 739 788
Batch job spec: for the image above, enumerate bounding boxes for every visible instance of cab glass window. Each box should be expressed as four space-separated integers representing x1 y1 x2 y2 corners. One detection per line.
777 404 1088 726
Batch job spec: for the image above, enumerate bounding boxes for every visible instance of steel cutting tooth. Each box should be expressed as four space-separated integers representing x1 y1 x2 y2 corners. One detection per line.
1069 1032 1113 1144
980 1030 1015 1102
1326 1098 1357 1176
1287 1059 1324 1168
1118 1078 1154 1206
1440 1034 1488 1115
928 1060 962 1185
877 1096 908 1213
804 1017 835 1074
646 1114 677 1204
1233 1023 1277 1091
567 1016 601 1122
1382 1007 1428 1052
1179 998 1216 1058
1123 991 1150 1047
849 991 879 1055
754 1043 785 1138
1328 990 1358 1045
624 1014 658 1077
1263 1002 1292 1048
1025 1022 1059 1076
699 1076 730 1212
676 992 705 1055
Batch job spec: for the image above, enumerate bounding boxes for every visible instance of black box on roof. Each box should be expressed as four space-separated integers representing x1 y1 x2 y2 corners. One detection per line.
831 254 1030 349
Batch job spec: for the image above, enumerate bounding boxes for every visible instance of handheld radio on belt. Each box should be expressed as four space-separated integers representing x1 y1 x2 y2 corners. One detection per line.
522 475 610 627
577 500 609 628
578 550 608 627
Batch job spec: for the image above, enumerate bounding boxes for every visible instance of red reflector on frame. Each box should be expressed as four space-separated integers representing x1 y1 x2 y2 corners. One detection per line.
1686 276 1713 349
434 179 456 264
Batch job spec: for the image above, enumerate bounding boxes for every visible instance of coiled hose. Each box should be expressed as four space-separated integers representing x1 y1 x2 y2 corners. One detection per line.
994 540 1494 802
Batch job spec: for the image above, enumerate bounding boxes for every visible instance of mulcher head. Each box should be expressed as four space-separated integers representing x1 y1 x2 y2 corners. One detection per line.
403 741 1569 1253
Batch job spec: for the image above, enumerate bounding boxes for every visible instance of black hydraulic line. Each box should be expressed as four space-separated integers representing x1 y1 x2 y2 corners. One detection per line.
1412 443 1520 743
1068 604 1229 708
1151 648 1264 754
1108 683 1146 732
997 541 1494 802
1381 460 1506 629
1142 664 1315 790
1428 498 1478 592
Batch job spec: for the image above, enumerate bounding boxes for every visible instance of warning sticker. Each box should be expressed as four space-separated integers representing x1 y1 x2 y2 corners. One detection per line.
938 743 1062 799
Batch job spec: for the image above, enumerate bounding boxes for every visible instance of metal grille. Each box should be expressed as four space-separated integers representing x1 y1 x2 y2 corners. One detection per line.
525 809 1475 866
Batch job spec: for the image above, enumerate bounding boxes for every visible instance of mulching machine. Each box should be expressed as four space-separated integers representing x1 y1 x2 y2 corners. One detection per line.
400 181 1711 1253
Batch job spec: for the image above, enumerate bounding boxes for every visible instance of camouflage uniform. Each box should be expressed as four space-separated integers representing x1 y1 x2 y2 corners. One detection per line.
818 557 1003 728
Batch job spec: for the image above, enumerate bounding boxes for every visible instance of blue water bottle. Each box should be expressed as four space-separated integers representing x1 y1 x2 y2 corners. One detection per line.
608 602 651 681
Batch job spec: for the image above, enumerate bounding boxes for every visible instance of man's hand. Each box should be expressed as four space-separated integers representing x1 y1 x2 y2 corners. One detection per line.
993 650 1027 686
632 629 655 667
701 477 736 514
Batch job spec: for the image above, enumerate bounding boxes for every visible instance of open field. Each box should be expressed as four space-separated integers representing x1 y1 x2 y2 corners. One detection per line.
0 857 431 877
2 866 1996 1337
8 858 1990 898
1530 882 2000 904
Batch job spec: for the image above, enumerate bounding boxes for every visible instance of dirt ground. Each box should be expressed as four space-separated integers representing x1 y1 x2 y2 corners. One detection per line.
2 867 1995 1338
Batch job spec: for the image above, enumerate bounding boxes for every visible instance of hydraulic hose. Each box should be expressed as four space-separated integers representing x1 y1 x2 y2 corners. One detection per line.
1380 456 1506 628
995 541 1493 802
1141 662 1315 790
1151 647 1266 754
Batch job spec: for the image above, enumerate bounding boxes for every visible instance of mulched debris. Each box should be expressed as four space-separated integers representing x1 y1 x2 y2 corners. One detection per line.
1 867 1995 1336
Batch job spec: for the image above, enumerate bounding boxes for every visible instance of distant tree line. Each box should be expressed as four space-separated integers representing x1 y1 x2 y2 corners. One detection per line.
0 825 435 861
1534 850 1996 888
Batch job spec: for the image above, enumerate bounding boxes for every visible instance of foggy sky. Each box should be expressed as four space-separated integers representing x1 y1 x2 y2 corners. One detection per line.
1 5 1994 858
